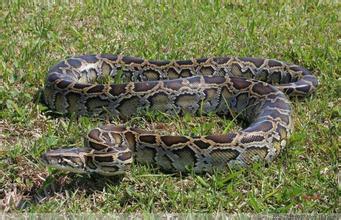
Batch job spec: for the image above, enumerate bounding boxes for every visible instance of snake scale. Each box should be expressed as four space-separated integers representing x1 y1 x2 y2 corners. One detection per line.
41 54 318 176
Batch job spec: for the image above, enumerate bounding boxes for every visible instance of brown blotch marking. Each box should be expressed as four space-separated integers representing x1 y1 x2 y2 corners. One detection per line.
122 56 144 64
166 67 179 78
240 146 268 165
134 81 158 92
56 80 72 89
176 60 193 65
268 59 282 67
206 133 237 144
95 155 113 163
101 61 112 75
117 96 140 118
106 147 118 153
109 84 127 96
112 126 127 132
230 77 252 90
200 66 215 75
139 135 157 144
197 58 208 63
193 139 211 149
213 57 231 64
77 55 98 63
89 142 108 150
252 82 275 95
47 73 61 82
100 54 118 61
67 58 82 68
85 97 109 113
240 135 265 144
66 92 80 113
148 92 171 112
244 120 273 132
164 79 182 90
73 83 91 90
149 60 170 66
87 85 105 93
239 57 264 68
143 70 160 80
118 151 132 161
49 61 68 73
210 149 239 167
88 129 101 141
204 76 226 84
161 135 189 146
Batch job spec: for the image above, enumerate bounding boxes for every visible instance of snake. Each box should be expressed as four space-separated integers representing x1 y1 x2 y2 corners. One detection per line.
40 54 318 176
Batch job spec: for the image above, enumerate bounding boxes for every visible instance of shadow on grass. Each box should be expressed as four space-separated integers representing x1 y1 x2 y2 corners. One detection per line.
30 172 124 205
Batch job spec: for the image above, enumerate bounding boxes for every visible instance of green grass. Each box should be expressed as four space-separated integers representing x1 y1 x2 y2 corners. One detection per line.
0 0 340 214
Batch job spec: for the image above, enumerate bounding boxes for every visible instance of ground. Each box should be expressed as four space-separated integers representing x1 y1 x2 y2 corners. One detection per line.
0 0 340 213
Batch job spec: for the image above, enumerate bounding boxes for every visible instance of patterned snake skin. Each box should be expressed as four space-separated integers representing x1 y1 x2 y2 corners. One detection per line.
41 54 318 176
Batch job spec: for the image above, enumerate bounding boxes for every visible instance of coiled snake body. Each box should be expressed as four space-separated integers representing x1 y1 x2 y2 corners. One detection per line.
41 55 318 176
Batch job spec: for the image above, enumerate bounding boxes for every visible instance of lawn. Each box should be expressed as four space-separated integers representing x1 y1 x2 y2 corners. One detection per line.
0 0 340 214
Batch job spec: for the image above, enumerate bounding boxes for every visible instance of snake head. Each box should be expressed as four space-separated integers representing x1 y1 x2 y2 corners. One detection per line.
41 146 133 176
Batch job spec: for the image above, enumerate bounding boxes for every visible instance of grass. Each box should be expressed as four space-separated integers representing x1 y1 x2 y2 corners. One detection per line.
0 0 340 214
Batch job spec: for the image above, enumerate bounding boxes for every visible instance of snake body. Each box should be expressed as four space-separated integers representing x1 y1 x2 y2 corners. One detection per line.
41 55 318 176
